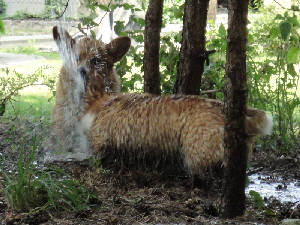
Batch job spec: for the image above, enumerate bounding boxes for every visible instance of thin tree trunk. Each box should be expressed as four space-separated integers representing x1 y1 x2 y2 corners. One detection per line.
173 0 209 95
143 0 164 95
220 0 249 218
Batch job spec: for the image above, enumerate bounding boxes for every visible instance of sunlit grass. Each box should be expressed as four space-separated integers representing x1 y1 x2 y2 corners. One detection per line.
0 40 60 60
4 86 54 122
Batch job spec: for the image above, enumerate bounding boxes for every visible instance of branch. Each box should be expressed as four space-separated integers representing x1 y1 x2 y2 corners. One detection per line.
54 0 70 19
74 0 114 32
97 0 113 28
272 0 300 11
0 83 51 103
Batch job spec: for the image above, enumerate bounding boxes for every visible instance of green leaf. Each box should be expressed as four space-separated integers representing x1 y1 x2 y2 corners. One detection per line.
269 27 280 39
287 16 300 27
90 30 96 39
279 21 291 40
274 14 284 20
249 190 263 210
287 64 297 77
98 4 109 11
248 34 255 44
218 24 226 38
114 21 125 35
172 7 183 19
265 208 276 216
287 47 300 64
291 5 300 11
122 3 134 10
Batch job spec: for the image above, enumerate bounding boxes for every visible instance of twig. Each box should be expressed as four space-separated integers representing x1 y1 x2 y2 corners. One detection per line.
1 83 51 103
54 0 70 19
247 167 264 176
272 0 300 11
273 0 287 9
97 0 114 28
73 0 114 31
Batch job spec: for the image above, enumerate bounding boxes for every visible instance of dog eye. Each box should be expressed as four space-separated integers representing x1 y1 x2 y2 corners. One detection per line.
90 57 101 65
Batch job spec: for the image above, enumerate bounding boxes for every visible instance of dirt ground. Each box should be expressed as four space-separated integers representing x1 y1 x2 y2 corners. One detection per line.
0 119 300 225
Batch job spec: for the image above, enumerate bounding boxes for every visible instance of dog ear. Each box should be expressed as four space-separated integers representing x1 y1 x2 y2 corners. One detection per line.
52 26 75 50
107 37 131 63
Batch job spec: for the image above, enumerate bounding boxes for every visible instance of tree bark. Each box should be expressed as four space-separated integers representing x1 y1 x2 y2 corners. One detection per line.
173 0 209 95
143 0 164 95
220 0 249 218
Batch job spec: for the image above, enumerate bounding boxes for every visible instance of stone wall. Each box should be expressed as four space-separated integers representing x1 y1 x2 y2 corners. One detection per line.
3 20 79 35
3 0 80 18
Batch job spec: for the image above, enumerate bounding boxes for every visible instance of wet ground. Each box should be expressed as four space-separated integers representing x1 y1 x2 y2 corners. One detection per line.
0 118 300 225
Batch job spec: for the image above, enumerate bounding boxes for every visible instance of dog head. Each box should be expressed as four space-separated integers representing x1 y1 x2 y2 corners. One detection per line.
53 26 131 95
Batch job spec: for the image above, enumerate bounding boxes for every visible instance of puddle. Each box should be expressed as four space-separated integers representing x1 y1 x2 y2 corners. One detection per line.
246 174 300 203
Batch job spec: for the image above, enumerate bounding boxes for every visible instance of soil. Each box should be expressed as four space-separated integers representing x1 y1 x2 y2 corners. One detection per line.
0 118 299 225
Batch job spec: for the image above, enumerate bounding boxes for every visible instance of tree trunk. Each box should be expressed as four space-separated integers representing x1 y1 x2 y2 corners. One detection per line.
143 0 164 95
173 0 209 95
220 0 249 218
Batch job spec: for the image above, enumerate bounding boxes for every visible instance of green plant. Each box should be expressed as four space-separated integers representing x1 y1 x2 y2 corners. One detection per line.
0 17 4 33
44 0 69 19
0 66 56 116
2 136 95 212
12 10 39 19
246 8 300 149
249 190 263 210
162 0 184 24
206 8 300 150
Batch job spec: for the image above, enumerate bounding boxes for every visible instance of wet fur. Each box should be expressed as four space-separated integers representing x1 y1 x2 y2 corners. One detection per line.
82 90 272 175
48 26 130 160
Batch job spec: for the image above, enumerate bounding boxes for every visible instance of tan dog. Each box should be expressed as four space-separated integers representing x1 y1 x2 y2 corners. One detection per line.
46 26 130 161
77 40 273 175
81 90 272 175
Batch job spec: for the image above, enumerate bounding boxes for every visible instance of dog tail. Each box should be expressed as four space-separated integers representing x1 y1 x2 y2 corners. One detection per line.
245 108 273 137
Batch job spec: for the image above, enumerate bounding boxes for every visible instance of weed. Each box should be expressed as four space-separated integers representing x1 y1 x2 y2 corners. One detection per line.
1 136 95 212
249 190 263 210
0 66 56 117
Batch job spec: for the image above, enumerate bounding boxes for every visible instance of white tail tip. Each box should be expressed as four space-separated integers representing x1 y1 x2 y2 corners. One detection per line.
262 114 273 135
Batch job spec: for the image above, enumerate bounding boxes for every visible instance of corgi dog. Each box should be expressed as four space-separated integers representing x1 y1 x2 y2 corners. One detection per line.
77 45 273 175
81 88 272 175
46 26 130 161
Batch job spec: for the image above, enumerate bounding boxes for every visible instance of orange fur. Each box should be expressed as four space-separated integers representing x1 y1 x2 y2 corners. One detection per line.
82 91 272 175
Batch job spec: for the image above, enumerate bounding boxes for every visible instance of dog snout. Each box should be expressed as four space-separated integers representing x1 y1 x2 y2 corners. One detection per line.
79 67 87 78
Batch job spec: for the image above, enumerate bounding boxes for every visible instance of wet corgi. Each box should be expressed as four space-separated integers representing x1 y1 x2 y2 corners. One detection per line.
81 85 272 175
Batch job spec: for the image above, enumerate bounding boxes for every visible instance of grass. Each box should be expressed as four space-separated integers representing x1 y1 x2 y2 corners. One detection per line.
0 40 61 60
4 86 55 122
0 43 61 120
2 136 95 212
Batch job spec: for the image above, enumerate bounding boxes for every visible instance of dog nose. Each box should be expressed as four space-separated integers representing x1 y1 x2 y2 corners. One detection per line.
79 67 87 77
